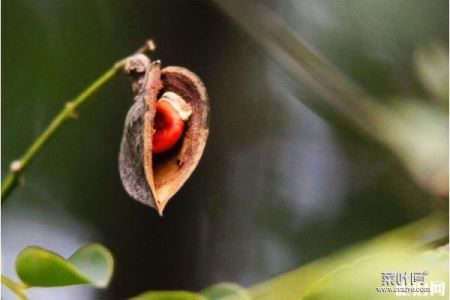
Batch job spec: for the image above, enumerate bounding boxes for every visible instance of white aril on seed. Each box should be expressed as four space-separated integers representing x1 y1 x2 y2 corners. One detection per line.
158 91 192 121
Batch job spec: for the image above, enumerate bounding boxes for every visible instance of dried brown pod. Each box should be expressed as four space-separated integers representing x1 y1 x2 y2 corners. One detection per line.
119 54 209 216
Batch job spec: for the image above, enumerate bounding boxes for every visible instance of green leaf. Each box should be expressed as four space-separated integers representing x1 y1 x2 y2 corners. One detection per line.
16 243 114 288
128 283 250 300
246 215 448 300
130 291 206 300
67 243 114 287
201 283 251 300
302 247 449 300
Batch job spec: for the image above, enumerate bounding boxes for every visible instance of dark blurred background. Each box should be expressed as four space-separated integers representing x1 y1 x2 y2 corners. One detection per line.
2 1 448 299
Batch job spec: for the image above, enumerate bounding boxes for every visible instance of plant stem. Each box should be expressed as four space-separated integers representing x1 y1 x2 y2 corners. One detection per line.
212 0 387 137
1 40 155 204
1 275 29 300
1 60 125 203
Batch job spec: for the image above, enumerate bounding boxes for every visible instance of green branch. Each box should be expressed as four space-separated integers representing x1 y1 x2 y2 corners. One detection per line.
1 40 155 204
1 275 29 300
1 62 122 203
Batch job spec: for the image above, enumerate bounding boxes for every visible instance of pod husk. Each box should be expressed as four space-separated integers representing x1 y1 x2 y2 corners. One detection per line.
119 54 209 215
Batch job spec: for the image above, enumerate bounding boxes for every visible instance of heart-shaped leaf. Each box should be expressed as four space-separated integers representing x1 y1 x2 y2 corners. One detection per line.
201 283 250 300
130 291 206 300
16 243 114 288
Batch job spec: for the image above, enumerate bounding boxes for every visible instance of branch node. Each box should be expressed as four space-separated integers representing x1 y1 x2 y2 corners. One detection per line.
65 102 79 119
10 160 22 173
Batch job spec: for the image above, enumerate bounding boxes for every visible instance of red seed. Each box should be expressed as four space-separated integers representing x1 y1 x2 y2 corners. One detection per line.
152 101 185 153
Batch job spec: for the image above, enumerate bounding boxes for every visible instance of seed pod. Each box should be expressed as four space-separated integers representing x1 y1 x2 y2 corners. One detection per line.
119 54 209 216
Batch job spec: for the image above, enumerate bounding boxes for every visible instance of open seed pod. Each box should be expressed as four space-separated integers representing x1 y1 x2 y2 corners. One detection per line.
119 54 209 216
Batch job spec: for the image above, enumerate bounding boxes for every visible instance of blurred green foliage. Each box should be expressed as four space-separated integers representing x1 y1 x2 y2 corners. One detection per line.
129 282 251 300
130 291 206 300
414 43 449 105
247 214 448 300
302 248 448 300
200 283 250 300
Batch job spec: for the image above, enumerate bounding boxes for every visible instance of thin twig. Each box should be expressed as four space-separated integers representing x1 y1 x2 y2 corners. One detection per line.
212 0 449 196
212 0 394 142
1 40 156 204
1 275 29 300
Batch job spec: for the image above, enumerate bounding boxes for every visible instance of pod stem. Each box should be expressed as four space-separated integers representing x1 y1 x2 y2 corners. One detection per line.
1 40 156 204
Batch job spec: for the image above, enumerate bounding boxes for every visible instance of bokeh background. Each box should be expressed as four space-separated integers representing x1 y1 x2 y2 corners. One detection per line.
2 1 448 299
